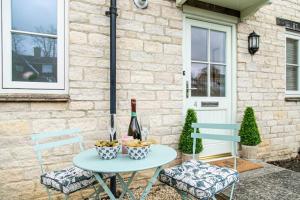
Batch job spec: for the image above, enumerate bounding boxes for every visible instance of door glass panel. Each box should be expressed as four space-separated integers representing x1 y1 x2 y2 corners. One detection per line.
191 27 208 61
191 63 208 96
12 33 57 82
210 64 226 97
286 65 298 91
210 30 226 63
12 0 57 34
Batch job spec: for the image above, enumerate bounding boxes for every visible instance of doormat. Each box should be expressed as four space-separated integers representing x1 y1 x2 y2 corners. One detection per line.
210 158 263 173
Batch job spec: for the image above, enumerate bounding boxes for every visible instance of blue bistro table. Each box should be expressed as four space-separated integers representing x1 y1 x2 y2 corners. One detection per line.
73 144 177 200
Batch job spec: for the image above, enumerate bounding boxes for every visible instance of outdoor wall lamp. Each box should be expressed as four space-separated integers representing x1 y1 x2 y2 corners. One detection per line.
248 31 260 55
133 0 148 9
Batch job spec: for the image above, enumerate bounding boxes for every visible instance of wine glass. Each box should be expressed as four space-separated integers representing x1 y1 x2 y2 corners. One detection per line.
140 116 150 141
108 114 117 141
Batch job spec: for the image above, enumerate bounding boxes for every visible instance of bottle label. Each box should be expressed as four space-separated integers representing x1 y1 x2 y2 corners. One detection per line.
131 112 137 117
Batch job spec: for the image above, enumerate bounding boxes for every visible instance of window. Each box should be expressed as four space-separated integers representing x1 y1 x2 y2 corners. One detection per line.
286 32 300 96
190 26 227 97
0 0 66 94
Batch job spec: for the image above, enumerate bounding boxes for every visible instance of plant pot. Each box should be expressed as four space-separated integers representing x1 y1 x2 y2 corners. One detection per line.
181 153 200 163
241 145 258 160
127 145 151 160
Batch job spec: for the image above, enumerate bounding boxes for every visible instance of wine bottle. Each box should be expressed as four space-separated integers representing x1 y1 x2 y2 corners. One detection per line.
128 99 142 140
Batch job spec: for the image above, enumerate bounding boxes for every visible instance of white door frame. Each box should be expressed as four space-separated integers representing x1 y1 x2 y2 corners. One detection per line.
182 13 237 151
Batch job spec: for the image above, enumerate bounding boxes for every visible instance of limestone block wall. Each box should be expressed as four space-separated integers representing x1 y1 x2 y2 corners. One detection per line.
236 0 300 161
0 0 183 199
1 0 300 199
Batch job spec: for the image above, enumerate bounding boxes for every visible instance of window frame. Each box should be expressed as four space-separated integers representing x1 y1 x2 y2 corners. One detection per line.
0 0 68 94
187 20 231 99
286 31 300 97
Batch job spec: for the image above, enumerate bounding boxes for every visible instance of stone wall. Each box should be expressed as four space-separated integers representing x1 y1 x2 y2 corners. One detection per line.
236 0 300 161
0 0 183 199
1 0 300 199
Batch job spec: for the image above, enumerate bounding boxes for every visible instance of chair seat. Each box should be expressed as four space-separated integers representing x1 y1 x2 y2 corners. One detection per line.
159 160 239 200
41 166 99 194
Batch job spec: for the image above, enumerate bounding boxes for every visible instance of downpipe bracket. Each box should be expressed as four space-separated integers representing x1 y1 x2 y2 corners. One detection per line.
105 6 118 17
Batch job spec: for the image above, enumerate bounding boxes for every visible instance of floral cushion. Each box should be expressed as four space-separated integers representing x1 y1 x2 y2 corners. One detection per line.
159 160 239 200
41 166 96 194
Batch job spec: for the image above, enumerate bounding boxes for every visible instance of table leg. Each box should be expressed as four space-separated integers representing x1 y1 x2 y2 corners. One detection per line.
93 173 117 200
119 172 137 200
139 166 163 200
117 173 136 200
94 166 163 200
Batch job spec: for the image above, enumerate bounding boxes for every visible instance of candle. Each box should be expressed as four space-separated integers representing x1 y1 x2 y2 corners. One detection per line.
122 136 133 154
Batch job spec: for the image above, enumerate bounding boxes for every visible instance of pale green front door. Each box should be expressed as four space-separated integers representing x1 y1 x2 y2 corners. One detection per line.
184 18 234 158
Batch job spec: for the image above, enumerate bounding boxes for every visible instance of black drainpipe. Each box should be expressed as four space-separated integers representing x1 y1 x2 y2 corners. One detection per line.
105 0 117 196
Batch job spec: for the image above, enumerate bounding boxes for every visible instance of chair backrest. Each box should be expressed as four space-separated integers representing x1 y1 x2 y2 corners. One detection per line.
191 123 241 170
31 128 83 173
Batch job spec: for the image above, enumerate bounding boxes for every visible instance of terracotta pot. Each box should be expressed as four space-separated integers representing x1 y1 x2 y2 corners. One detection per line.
181 153 200 163
241 145 258 160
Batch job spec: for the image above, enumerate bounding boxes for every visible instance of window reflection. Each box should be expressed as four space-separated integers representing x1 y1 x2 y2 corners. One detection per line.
191 63 208 96
12 0 57 34
191 27 208 61
12 33 57 82
210 31 226 63
210 65 225 97
286 65 298 91
286 38 298 65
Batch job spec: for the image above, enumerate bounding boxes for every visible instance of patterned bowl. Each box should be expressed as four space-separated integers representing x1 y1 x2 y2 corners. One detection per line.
127 145 151 160
95 145 121 160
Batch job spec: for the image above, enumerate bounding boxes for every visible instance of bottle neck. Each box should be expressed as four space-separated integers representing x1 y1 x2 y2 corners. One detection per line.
131 112 137 117
131 99 137 113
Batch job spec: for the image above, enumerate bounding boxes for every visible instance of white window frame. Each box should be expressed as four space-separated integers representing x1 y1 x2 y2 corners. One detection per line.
0 0 68 94
286 31 300 97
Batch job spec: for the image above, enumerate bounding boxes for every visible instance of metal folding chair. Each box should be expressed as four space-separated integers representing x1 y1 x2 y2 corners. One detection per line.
159 123 241 200
32 128 100 200
191 123 241 200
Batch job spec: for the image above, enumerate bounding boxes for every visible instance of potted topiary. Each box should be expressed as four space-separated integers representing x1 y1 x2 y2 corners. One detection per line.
239 107 261 159
179 109 203 162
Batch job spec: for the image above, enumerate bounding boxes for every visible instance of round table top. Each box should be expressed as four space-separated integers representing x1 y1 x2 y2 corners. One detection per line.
73 144 177 173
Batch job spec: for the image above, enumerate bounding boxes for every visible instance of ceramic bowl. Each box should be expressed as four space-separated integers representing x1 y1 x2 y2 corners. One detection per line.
95 145 120 160
127 145 150 160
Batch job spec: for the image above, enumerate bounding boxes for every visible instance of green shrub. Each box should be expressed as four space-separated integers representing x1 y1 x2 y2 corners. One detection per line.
179 109 203 154
239 107 261 146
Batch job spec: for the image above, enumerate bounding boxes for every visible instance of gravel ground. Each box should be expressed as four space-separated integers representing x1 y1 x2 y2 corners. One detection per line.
101 184 225 200
124 185 182 200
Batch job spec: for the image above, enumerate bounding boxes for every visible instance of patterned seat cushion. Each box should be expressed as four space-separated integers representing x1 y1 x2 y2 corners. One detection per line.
159 160 239 200
41 166 96 194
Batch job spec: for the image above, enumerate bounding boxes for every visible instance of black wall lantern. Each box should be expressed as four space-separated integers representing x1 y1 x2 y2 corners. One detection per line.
248 31 260 55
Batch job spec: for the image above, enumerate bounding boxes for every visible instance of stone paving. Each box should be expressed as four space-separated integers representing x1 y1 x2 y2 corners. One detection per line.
222 161 300 200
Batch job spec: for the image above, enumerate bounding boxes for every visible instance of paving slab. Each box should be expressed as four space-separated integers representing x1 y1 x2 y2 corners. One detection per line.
222 161 300 200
